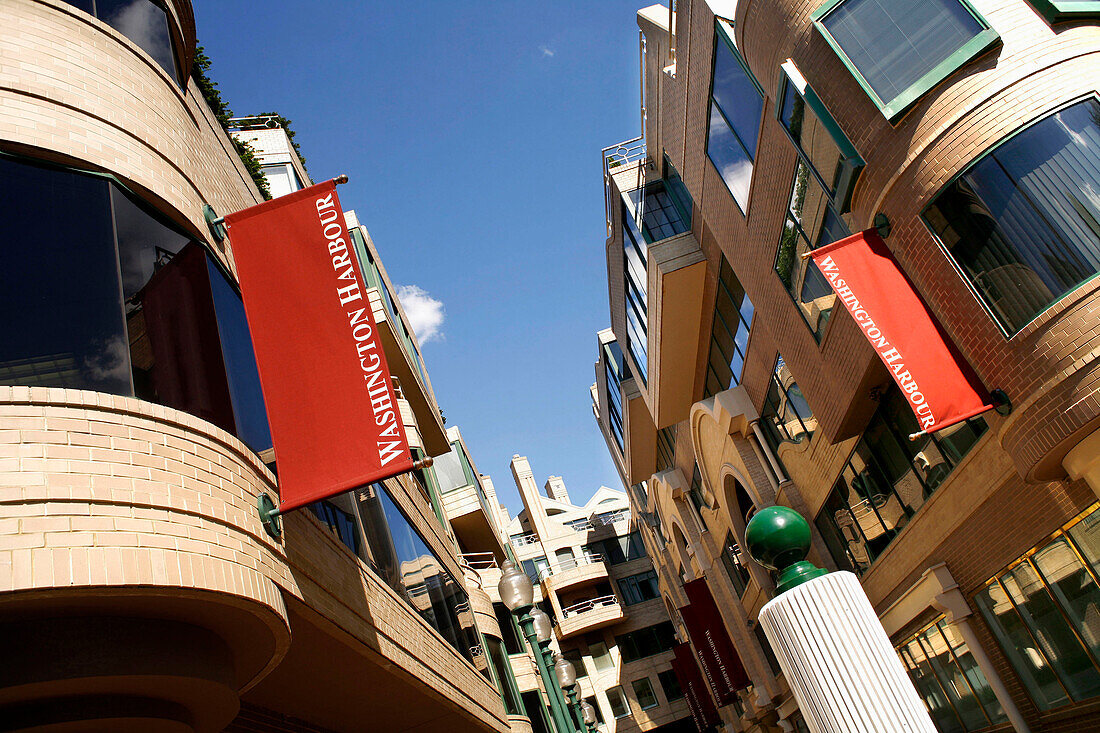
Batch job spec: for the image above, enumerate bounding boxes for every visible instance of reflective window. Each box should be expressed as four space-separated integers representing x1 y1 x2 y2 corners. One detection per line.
589 640 615 672
60 0 181 83
260 163 304 198
494 602 524 655
656 425 676 474
521 556 549 583
617 622 677 663
778 59 863 211
606 686 631 718
774 160 852 341
622 201 649 379
434 442 472 493
619 570 661 605
563 648 589 679
976 505 1100 710
704 256 754 398
632 677 659 710
1024 0 1100 22
586 532 647 565
815 387 985 574
0 156 272 454
721 531 750 597
814 0 996 118
707 20 764 212
924 98 1100 335
896 618 1007 732
486 637 523 715
603 340 628 453
760 355 817 464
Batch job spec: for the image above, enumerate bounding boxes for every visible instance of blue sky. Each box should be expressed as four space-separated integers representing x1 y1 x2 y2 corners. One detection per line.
197 1 644 515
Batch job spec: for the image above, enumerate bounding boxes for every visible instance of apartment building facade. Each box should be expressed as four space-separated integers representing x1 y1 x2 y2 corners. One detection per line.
504 456 694 732
0 1 523 731
592 1 1100 732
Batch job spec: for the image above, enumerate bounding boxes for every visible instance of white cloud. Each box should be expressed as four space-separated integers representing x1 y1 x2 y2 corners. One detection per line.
539 45 555 57
396 285 445 345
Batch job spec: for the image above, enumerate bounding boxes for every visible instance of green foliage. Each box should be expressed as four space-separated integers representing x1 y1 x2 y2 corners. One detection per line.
256 112 308 172
190 43 271 200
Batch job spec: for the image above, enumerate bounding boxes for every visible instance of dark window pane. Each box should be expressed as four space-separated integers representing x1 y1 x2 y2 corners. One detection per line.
711 34 763 159
821 0 984 104
0 158 129 393
925 99 1100 334
658 669 684 700
96 0 180 82
487 637 522 715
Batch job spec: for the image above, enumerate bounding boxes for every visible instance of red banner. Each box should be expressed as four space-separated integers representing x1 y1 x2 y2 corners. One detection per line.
810 229 990 434
682 579 749 705
672 642 721 732
224 180 414 511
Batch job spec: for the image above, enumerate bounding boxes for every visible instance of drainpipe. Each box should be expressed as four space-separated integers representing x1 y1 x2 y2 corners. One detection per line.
749 419 787 487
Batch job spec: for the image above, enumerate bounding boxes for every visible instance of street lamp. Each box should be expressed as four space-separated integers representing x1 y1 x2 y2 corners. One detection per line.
554 651 586 733
580 700 598 732
496 562 578 733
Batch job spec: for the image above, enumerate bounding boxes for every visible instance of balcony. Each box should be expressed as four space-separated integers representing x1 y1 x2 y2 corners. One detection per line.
555 595 626 639
510 532 540 548
539 554 610 595
445 484 504 558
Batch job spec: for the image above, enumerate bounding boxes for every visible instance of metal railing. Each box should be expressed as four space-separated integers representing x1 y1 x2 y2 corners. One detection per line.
226 114 284 131
601 136 646 236
510 532 540 547
538 553 604 581
561 594 620 619
461 551 499 571
563 509 631 533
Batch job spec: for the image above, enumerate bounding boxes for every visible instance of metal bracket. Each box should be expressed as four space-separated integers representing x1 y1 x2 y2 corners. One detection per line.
873 212 892 238
991 388 1012 416
203 204 227 241
257 492 282 539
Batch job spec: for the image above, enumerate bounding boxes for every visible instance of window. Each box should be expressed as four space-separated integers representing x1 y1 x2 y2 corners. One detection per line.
434 441 475 493
619 570 661 605
812 0 998 119
664 157 694 230
584 696 606 724
896 618 1007 731
563 648 589 679
656 425 677 473
703 256 754 398
720 531 751 597
975 504 1100 710
1024 0 1100 22
589 640 615 672
603 340 629 453
815 386 986 574
617 622 677 663
606 686 631 718
494 603 525 655
521 557 549 583
0 155 272 455
587 532 647 565
60 0 182 84
632 677 659 710
774 160 852 341
777 59 864 212
760 355 817 463
923 98 1100 335
755 625 781 676
707 20 764 211
622 201 649 380
658 669 684 701
486 637 523 716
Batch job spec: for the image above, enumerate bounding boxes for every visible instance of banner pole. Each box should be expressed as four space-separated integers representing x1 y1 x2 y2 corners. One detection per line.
210 175 350 227
907 389 1011 441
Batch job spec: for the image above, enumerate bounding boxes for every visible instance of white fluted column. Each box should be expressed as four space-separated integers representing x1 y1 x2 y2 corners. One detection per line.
759 571 936 733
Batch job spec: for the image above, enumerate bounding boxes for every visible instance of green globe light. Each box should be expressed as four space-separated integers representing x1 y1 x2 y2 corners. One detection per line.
745 505 828 594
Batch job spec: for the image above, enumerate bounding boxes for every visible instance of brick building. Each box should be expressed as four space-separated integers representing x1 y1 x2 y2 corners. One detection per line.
591 1 1100 731
0 1 526 731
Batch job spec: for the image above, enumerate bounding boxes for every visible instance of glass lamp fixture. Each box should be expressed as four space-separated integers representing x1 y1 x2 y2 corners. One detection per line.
581 701 597 725
554 651 578 689
530 607 554 643
497 560 534 611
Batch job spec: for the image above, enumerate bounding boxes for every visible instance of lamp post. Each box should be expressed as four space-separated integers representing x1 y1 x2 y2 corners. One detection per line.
745 506 937 733
530 608 577 732
553 651 586 733
580 700 598 732
498 562 577 733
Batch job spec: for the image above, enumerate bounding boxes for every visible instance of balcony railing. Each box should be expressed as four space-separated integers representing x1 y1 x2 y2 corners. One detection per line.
460 552 499 572
510 533 540 547
563 509 630 533
538 553 604 581
561 594 620 618
602 136 646 235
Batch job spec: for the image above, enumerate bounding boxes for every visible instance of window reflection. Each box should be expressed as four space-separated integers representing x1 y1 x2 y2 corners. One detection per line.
703 257 753 398
707 21 764 212
60 0 181 83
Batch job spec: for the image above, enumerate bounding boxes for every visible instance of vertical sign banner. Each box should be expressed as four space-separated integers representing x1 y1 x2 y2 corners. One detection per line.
682 579 750 704
224 180 414 512
672 642 721 732
810 229 991 434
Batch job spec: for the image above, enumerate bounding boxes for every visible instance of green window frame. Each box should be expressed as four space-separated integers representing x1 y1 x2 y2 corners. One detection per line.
1024 0 1100 23
776 59 865 213
811 0 1000 120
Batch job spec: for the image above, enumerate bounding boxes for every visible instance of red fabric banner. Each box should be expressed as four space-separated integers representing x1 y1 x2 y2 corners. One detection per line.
672 642 721 732
810 229 990 434
682 579 750 705
224 180 413 511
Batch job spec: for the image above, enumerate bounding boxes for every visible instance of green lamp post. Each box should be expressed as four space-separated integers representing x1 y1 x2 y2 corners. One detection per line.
553 651 586 733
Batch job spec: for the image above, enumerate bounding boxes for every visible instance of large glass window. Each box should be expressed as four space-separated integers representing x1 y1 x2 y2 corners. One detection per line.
632 677 659 710
494 602 525 656
622 202 649 380
603 340 629 453
704 257 754 398
812 0 998 119
975 504 1100 711
658 669 684 701
486 637 523 716
586 532 647 565
656 425 677 474
434 441 474 493
0 155 272 455
775 160 852 341
619 570 661 605
760 355 817 460
815 387 986 574
60 0 181 84
923 98 1100 335
617 622 677 663
778 59 864 212
707 21 764 212
896 617 1007 732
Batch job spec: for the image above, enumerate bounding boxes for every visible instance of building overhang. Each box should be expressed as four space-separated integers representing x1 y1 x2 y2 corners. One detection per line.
444 486 506 560
624 376 658 485
555 602 627 640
